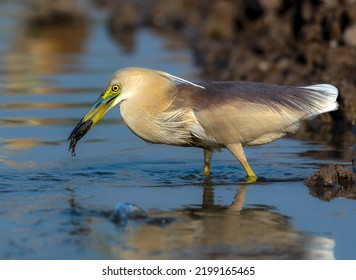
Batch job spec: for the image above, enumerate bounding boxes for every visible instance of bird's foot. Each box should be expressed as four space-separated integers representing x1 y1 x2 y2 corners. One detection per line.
244 175 258 183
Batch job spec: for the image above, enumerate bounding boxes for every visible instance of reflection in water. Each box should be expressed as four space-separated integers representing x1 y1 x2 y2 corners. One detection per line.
0 117 67 127
0 101 84 110
0 2 89 167
295 124 355 162
0 138 49 150
106 0 140 53
4 3 88 94
68 183 335 260
0 138 56 168
0 157 35 169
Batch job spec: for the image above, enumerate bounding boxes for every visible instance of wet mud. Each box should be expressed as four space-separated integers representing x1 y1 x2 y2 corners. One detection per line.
305 160 356 201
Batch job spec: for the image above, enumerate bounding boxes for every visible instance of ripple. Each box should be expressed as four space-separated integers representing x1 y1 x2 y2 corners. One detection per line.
0 138 58 150
0 117 64 127
0 101 86 110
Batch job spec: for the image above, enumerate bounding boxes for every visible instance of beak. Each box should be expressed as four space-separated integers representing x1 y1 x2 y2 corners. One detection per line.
68 93 118 157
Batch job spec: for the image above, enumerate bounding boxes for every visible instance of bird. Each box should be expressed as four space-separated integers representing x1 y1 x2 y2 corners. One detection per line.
68 67 338 182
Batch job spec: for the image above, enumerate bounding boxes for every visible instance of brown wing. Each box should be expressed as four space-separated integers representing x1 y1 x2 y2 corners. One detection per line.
175 82 338 146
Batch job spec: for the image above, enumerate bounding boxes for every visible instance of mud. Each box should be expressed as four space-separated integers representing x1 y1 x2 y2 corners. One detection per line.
304 161 356 201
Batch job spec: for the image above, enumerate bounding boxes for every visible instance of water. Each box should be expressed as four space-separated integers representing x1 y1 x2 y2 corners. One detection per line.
0 2 355 260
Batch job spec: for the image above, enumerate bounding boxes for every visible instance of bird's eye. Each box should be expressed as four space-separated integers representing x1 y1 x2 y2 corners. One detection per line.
111 84 121 92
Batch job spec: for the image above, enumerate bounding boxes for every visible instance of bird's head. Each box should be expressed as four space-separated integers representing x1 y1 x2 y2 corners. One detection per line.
67 67 178 157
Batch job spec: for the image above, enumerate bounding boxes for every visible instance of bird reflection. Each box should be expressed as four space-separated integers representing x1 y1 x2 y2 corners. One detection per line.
200 178 247 212
67 181 335 260
117 183 334 259
4 1 89 94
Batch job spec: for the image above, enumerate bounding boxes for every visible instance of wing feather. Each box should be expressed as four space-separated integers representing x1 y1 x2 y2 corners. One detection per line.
174 81 338 146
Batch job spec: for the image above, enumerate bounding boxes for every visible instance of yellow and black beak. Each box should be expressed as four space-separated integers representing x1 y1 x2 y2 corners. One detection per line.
68 92 118 157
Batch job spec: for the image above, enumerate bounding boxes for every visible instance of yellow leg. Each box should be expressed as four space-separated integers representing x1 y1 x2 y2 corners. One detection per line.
227 143 257 182
203 149 213 176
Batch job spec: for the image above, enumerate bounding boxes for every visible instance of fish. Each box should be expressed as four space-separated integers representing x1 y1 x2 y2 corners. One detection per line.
67 119 93 157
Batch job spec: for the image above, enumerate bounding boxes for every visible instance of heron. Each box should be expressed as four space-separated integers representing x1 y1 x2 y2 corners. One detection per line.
68 67 338 182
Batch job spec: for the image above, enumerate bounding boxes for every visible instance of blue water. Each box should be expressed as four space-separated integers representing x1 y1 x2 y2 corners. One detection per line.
0 1 355 260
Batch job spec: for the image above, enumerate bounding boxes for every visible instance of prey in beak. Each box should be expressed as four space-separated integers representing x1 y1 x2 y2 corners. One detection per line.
68 84 121 157
68 118 93 157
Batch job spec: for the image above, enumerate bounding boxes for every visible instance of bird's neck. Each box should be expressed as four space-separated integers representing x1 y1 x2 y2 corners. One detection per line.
119 93 193 146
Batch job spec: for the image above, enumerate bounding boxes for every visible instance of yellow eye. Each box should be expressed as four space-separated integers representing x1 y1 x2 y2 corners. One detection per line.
111 84 121 92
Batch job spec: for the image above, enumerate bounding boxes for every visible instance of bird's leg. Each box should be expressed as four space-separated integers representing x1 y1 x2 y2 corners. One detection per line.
227 143 257 182
203 149 213 176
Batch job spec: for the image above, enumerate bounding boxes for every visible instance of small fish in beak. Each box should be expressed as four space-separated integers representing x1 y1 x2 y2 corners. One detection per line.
68 119 93 157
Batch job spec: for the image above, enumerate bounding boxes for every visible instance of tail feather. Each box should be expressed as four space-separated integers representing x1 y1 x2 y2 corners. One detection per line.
300 84 339 115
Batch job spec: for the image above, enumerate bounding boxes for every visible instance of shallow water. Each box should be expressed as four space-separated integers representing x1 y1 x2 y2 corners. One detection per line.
0 2 355 260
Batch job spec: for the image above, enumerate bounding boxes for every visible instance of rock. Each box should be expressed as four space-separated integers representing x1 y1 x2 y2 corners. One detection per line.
26 0 85 24
110 202 148 225
202 1 237 42
343 23 356 47
146 0 186 30
304 163 356 201
259 0 283 13
109 202 175 226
